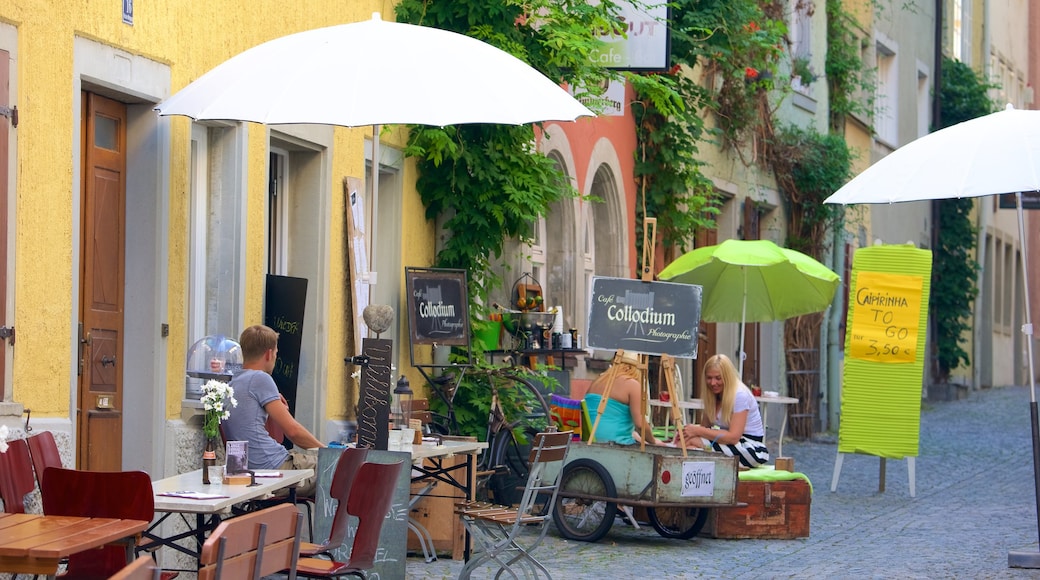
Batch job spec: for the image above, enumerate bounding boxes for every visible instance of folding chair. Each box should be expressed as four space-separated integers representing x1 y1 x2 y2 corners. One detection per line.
0 438 35 513
198 503 302 580
299 447 369 557
295 460 405 578
41 467 156 579
456 431 572 580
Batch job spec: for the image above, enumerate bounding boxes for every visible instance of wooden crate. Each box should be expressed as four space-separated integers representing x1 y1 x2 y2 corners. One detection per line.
407 454 468 560
707 479 810 539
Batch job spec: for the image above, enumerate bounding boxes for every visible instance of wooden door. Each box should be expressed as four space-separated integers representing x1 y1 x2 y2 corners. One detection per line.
0 50 10 388
693 227 718 401
78 93 126 471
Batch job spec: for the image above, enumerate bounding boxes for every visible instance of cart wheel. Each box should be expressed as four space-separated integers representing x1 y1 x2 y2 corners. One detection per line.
647 506 709 540
552 458 617 542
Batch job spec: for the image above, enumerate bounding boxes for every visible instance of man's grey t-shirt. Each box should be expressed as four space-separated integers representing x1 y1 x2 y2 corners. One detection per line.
224 369 289 469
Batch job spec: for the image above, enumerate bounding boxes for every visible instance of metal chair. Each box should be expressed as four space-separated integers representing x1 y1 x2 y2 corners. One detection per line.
294 460 405 578
41 467 154 579
298 447 369 557
198 503 302 580
0 438 36 513
455 430 572 579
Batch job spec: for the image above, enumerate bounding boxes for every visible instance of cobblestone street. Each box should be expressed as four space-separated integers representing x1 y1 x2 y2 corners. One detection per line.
407 384 1040 579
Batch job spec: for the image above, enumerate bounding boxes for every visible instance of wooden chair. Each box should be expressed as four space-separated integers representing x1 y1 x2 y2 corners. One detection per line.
456 431 572 580
110 556 161 580
26 430 63 487
295 461 405 578
41 467 154 579
221 424 315 539
299 447 369 557
198 502 302 580
0 438 36 513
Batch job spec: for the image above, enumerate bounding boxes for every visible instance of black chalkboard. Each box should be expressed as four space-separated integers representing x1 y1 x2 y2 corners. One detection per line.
586 276 702 358
313 447 410 578
264 274 308 416
405 268 470 346
356 338 392 450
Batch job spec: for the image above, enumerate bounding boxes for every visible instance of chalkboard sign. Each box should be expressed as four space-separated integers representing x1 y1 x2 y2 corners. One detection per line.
313 447 410 578
586 276 702 358
264 274 308 418
356 338 392 450
405 268 470 346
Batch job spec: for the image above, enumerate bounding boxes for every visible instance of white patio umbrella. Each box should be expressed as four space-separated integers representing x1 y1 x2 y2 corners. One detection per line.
155 12 594 280
824 104 1040 567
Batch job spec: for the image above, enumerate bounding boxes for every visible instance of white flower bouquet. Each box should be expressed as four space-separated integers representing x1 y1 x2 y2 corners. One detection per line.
201 379 238 439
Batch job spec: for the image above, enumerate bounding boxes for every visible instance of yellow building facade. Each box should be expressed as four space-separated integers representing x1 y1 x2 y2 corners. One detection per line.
0 1 432 476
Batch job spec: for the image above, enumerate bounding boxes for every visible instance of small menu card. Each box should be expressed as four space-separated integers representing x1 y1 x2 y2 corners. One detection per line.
225 440 249 475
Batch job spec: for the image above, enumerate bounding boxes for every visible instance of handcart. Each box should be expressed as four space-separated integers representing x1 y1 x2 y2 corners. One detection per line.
549 352 741 542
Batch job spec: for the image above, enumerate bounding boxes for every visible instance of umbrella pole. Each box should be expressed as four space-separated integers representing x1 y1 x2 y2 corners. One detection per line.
368 124 381 289
1009 193 1040 568
738 268 747 378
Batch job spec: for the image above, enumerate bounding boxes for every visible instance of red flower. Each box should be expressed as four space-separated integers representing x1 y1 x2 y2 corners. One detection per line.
744 21 760 33
745 67 759 79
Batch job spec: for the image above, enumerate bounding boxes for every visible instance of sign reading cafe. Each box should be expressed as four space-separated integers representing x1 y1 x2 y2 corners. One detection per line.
405 268 470 346
586 276 702 358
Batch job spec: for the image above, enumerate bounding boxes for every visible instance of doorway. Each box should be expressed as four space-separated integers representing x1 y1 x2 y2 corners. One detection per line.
77 92 126 471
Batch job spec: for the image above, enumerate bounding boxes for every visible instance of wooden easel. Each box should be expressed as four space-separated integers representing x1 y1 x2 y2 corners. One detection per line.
586 218 690 457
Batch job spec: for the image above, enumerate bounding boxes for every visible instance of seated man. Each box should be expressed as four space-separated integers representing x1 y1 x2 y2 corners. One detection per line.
223 324 325 496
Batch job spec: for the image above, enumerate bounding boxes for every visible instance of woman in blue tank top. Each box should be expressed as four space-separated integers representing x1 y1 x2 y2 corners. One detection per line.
584 350 659 445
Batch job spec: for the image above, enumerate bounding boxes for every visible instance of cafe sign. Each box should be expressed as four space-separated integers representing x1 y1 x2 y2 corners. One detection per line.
586 276 701 358
405 267 470 346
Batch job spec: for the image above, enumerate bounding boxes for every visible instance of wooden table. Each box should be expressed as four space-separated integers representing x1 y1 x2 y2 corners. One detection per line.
650 394 800 457
146 468 312 564
0 512 148 578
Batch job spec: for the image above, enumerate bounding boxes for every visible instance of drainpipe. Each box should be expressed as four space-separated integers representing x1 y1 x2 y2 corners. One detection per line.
827 224 846 432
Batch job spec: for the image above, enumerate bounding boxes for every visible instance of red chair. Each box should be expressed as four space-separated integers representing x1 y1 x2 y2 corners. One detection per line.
41 467 155 579
299 447 369 557
0 438 35 513
295 461 404 578
26 430 63 486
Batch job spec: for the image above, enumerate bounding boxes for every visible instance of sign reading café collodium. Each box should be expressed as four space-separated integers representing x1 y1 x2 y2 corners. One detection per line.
586 276 702 359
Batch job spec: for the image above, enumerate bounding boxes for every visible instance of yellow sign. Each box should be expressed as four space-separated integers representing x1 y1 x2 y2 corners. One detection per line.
849 272 923 363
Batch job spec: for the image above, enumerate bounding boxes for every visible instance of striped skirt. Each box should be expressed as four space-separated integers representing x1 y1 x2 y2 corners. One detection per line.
707 433 769 468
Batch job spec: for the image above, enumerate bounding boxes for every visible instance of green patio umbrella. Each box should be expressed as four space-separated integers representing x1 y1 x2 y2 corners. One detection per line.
658 239 840 375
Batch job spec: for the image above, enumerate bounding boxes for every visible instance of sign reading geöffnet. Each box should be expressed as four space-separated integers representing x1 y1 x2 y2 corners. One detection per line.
405 268 470 346
586 276 701 358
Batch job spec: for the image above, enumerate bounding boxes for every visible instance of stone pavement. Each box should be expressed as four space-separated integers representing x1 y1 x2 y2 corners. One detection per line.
406 384 1040 579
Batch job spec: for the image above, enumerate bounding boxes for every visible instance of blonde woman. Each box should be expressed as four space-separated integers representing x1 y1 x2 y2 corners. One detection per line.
681 354 769 467
584 350 659 445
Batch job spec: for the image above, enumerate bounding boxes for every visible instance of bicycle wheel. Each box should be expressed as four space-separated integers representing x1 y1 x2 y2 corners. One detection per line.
552 458 617 542
647 506 709 539
486 374 552 506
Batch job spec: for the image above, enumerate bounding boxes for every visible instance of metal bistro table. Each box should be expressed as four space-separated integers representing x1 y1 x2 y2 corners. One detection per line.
0 513 148 578
147 468 312 565
650 394 800 457
408 439 488 562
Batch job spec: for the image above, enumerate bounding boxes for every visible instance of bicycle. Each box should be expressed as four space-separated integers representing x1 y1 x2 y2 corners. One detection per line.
425 357 555 507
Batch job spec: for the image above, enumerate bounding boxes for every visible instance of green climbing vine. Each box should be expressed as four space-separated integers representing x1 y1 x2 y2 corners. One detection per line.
394 0 623 310
931 56 994 383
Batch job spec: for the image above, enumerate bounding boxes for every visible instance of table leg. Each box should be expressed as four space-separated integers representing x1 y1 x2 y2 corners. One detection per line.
463 452 474 562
